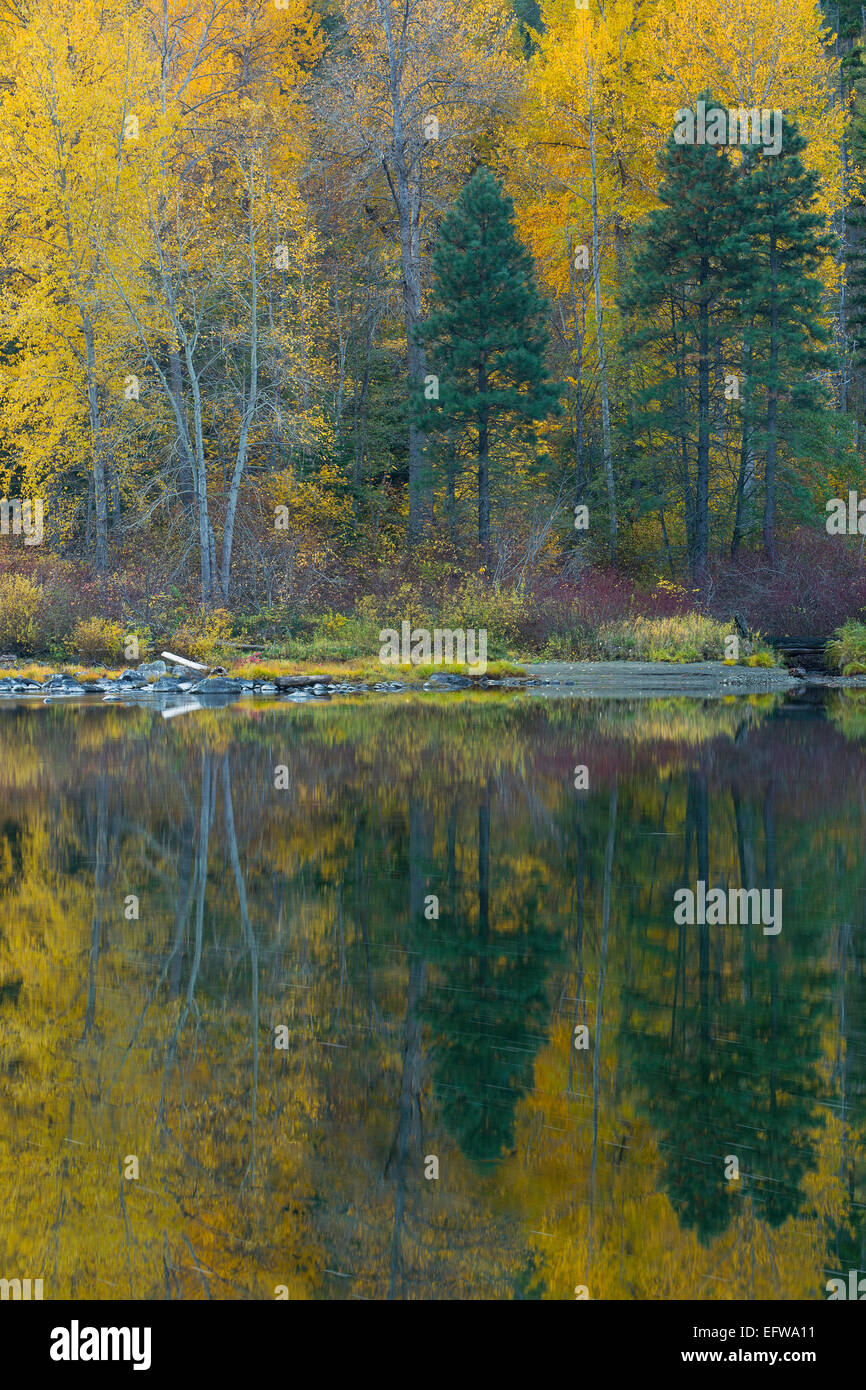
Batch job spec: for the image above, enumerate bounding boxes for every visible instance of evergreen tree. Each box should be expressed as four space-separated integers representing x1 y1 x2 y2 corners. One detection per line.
736 117 832 565
622 103 832 572
841 61 866 440
416 167 561 555
619 97 743 578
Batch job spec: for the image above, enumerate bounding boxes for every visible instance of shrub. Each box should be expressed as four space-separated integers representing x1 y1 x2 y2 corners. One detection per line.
438 576 531 649
826 619 866 674
72 616 128 663
0 574 43 653
596 614 780 664
170 607 235 664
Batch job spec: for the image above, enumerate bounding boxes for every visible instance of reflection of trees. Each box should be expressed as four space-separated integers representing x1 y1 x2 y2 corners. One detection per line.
0 700 864 1298
422 782 563 1167
620 770 828 1246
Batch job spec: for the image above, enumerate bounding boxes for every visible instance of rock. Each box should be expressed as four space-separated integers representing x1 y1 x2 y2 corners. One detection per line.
256 683 278 694
425 672 473 689
137 660 167 679
151 678 184 692
190 676 244 694
0 654 18 666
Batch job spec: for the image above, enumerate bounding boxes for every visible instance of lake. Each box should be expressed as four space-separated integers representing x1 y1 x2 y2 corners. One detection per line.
1 689 864 1300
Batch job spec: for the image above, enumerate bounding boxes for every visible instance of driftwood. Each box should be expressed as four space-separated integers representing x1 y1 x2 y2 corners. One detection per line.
161 651 229 679
161 651 208 672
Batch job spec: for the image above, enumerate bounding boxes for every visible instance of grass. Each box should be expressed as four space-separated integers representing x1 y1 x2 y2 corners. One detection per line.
0 613 788 677
826 619 866 675
589 614 782 665
1 657 527 684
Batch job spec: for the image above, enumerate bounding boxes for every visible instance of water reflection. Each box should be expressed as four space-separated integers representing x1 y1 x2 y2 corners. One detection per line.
1 692 864 1299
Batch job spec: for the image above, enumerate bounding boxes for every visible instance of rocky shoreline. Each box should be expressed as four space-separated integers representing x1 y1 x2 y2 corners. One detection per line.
0 660 528 704
1 658 864 707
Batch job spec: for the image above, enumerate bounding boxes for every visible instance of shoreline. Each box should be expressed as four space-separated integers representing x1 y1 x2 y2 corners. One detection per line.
1 658 864 704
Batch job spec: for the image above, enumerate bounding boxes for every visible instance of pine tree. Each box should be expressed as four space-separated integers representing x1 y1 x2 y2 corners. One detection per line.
736 117 832 565
621 102 832 573
416 167 561 555
619 97 743 578
842 60 866 440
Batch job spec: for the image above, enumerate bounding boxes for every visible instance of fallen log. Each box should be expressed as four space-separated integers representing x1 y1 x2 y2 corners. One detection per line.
161 651 209 672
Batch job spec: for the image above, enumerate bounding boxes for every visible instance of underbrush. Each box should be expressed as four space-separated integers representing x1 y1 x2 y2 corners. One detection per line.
826 620 866 674
591 614 781 665
0 534 859 668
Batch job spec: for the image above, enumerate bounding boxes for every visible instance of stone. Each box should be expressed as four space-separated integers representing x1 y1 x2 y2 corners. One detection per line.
137 660 167 679
425 672 473 689
190 676 244 694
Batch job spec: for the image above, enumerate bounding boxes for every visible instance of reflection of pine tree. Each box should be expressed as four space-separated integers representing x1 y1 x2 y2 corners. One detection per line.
826 906 866 1276
423 786 563 1164
619 773 829 1244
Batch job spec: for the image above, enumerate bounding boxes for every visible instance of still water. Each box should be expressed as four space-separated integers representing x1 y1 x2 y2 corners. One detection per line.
1 690 865 1300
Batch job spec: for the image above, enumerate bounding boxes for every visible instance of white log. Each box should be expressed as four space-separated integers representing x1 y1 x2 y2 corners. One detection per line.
161 651 209 672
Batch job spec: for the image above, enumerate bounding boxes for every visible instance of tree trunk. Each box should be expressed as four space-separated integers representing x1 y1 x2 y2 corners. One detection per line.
478 364 490 557
763 230 779 566
565 233 587 510
731 340 755 557
170 350 196 513
221 199 259 601
393 164 429 546
80 314 109 571
183 342 213 604
376 0 431 547
695 260 711 579
588 103 616 562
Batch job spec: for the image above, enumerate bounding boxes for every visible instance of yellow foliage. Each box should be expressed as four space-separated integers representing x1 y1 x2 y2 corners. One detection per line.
0 574 42 652
72 616 128 662
171 608 236 663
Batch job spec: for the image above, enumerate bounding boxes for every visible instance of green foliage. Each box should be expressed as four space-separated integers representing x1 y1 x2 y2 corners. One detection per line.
620 105 832 567
826 618 866 673
594 614 781 664
416 167 561 545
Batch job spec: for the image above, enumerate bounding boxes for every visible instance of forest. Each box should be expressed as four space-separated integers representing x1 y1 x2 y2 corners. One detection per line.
1 0 866 662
